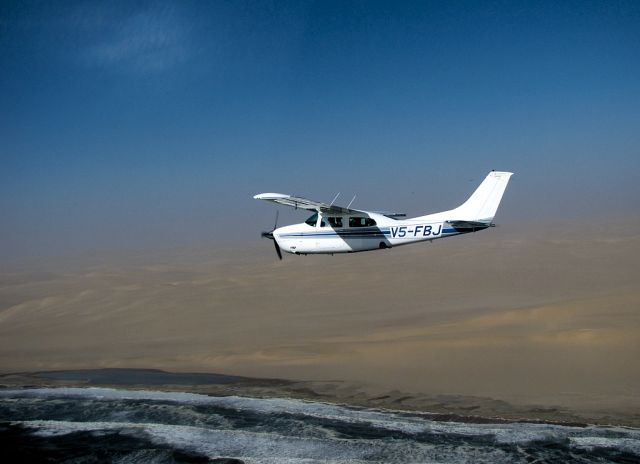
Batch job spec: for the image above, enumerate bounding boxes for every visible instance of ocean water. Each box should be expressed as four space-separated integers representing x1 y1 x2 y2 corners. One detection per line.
1 387 639 463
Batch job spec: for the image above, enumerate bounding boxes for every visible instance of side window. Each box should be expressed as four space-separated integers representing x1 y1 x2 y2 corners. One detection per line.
349 217 377 227
328 217 343 228
320 218 326 227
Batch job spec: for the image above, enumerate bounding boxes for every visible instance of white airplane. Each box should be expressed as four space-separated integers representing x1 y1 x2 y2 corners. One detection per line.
254 170 513 259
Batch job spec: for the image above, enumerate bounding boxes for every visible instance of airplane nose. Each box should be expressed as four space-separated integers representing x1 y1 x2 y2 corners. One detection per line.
260 229 282 260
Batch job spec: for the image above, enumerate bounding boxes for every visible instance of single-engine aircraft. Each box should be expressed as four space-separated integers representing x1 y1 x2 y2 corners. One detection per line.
254 170 513 259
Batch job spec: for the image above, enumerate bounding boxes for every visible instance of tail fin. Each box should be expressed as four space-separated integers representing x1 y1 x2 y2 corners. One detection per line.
451 171 513 223
412 171 513 223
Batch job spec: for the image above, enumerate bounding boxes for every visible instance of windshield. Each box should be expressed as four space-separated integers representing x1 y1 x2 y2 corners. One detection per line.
305 213 318 227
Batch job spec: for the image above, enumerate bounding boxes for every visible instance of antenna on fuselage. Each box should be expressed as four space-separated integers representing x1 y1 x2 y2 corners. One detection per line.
347 195 356 209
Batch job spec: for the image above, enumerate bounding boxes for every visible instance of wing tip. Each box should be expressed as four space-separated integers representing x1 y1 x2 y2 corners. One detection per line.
254 193 289 200
489 170 514 177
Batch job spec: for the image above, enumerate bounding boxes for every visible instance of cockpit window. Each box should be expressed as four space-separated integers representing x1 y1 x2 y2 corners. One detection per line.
328 217 343 228
349 217 377 227
305 213 318 227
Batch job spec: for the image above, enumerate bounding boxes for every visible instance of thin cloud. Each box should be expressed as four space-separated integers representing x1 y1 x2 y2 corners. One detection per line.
1 2 192 74
80 4 192 74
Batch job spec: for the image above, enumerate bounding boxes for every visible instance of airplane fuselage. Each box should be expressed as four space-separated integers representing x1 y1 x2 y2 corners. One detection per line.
273 212 487 254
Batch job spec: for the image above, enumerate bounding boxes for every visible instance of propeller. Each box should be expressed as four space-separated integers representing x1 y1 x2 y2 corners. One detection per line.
261 211 282 260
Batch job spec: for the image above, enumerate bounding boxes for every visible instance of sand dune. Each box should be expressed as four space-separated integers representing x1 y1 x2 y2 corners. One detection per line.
1 217 639 422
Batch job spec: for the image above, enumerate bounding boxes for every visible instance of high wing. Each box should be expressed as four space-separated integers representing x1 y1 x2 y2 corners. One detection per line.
253 193 359 215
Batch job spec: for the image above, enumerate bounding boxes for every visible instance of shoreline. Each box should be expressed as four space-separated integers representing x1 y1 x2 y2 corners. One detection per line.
2 368 637 428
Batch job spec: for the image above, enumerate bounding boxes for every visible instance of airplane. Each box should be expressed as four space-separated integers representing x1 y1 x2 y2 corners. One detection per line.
254 170 513 259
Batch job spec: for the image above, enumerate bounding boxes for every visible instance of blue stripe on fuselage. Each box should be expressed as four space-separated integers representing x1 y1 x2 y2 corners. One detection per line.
280 227 466 239
281 228 389 238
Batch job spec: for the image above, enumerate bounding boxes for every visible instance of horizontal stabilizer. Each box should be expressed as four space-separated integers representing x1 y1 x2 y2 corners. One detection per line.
447 220 494 229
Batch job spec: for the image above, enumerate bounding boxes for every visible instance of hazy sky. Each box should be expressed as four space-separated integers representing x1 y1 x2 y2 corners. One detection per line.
2 0 639 260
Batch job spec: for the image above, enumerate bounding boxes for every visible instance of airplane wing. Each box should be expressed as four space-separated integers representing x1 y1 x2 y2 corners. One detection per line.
253 193 358 215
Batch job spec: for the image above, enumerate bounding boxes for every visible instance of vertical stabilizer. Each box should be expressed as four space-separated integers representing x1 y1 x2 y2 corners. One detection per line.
413 171 514 222
452 171 513 222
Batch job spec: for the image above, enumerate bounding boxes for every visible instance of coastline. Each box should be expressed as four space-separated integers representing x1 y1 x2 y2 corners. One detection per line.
2 368 638 428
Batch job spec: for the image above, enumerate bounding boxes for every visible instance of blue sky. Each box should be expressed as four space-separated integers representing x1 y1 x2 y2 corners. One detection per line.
1 0 639 259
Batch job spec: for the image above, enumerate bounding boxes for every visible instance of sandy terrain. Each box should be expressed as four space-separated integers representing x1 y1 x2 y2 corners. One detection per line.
1 217 639 425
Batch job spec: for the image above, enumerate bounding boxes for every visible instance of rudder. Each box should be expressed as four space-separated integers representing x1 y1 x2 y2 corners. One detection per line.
452 171 513 222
